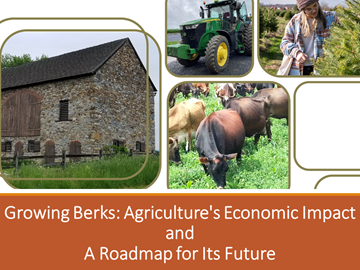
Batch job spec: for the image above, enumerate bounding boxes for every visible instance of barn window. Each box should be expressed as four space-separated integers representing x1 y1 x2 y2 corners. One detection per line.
136 141 146 152
1 141 12 152
113 140 124 147
59 100 69 121
28 140 40 152
1 91 41 137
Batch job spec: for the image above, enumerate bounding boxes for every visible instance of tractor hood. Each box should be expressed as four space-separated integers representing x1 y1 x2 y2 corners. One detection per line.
180 18 219 27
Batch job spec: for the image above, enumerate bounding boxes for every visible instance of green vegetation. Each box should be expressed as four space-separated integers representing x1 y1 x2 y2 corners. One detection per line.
167 29 180 34
5 154 160 189
259 7 279 38
167 41 179 46
284 10 293 20
168 84 289 189
314 0 360 75
259 16 287 75
1 53 48 69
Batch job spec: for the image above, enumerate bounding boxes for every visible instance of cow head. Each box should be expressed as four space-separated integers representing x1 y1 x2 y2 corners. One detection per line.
237 83 256 97
169 137 181 165
199 153 237 189
236 84 247 97
203 85 210 97
191 88 200 99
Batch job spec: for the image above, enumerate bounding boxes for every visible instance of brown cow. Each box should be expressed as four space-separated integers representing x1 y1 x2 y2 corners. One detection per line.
192 83 210 97
169 137 181 164
215 83 236 106
225 97 271 144
168 88 178 108
251 88 288 124
195 109 245 189
169 98 206 152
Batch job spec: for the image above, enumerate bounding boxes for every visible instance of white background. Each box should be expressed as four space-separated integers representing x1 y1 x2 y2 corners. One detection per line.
0 0 360 193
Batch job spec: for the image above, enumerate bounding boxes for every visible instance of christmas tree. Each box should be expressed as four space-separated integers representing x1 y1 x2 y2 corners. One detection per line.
314 0 360 75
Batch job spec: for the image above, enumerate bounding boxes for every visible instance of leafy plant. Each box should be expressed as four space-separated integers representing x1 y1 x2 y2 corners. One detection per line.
259 7 279 38
314 0 360 75
103 145 129 155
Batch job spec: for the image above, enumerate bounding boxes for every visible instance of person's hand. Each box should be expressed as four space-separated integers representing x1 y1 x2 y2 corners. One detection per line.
296 51 308 64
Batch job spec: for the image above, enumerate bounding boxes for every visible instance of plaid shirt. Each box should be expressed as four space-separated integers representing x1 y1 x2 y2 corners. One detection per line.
280 11 338 75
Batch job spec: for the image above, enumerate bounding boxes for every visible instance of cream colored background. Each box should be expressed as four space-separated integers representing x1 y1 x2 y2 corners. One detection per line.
0 0 359 192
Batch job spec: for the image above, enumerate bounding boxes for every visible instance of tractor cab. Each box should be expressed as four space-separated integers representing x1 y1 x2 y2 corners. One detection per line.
200 0 246 30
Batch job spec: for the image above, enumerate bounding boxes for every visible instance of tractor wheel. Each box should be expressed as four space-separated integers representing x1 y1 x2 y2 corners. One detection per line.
176 40 200 67
243 24 252 56
205 35 230 74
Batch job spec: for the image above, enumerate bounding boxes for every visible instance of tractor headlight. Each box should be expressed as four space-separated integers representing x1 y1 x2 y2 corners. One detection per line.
185 24 199 30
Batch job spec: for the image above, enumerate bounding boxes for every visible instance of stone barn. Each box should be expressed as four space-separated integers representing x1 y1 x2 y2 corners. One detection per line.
1 38 156 159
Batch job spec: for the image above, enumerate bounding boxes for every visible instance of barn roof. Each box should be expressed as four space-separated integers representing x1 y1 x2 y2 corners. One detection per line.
1 38 157 92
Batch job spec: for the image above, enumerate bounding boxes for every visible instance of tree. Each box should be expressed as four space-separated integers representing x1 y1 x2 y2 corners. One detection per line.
284 10 293 20
293 5 299 12
314 0 360 75
259 7 279 38
1 53 47 69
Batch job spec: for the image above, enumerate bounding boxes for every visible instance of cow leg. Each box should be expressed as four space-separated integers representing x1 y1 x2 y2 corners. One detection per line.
254 134 260 145
186 132 191 152
266 121 272 142
236 152 242 162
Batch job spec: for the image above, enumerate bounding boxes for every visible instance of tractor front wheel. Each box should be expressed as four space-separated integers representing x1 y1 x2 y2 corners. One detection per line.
205 35 230 74
176 40 200 67
177 54 200 67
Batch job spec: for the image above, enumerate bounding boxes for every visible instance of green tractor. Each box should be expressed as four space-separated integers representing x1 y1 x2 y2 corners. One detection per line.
167 0 252 74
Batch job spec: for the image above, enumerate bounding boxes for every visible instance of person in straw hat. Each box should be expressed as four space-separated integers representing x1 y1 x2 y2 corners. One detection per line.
279 0 338 75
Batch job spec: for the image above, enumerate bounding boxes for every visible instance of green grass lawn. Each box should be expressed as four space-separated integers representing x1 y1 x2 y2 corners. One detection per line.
168 84 289 189
4 154 160 189
167 41 179 46
167 29 180 34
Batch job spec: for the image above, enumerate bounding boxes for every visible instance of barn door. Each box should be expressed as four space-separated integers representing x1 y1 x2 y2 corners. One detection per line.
69 141 81 162
23 93 41 136
1 91 41 137
2 95 16 136
14 141 24 157
45 141 55 164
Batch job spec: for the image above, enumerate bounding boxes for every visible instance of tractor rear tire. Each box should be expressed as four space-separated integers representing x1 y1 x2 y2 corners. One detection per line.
205 35 230 74
243 25 252 56
176 40 200 67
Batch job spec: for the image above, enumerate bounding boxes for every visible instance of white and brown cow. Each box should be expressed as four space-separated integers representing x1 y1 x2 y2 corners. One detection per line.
215 83 237 106
169 98 206 152
192 83 210 97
